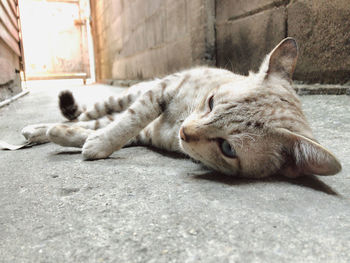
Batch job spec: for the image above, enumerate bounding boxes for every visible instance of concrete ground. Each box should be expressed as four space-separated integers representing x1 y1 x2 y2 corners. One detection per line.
1 80 350 263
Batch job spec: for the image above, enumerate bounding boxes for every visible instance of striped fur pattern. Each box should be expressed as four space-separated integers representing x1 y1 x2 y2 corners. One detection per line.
22 38 341 178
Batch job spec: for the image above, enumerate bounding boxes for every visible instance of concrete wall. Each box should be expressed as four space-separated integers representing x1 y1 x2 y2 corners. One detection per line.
90 0 215 82
216 0 350 84
91 0 350 84
216 0 287 75
288 0 350 83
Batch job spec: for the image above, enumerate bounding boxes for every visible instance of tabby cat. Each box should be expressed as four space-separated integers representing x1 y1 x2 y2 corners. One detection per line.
22 38 341 178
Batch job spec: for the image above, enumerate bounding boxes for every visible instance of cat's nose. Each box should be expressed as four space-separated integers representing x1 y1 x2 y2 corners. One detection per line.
179 127 187 141
180 126 200 142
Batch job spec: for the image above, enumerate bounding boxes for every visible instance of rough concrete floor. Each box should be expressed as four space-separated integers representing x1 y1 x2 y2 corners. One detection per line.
1 80 350 263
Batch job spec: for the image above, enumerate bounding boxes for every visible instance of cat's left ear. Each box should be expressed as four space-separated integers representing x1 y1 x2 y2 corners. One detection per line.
260 37 298 83
277 128 342 177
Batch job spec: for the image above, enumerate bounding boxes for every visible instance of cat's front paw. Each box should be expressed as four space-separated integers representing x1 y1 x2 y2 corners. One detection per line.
82 131 114 160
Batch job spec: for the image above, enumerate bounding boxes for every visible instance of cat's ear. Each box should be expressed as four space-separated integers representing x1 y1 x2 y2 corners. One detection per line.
260 38 298 82
277 128 342 177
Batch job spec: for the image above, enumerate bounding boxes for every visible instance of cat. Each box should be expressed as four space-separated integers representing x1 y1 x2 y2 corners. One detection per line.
21 38 341 178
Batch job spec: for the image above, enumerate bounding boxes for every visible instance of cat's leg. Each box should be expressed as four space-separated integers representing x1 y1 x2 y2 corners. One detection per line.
22 120 97 145
77 93 137 121
21 118 142 148
22 83 149 146
47 125 93 147
46 115 117 148
77 80 161 121
59 88 141 121
82 78 178 159
47 114 145 148
72 82 157 122
22 123 58 143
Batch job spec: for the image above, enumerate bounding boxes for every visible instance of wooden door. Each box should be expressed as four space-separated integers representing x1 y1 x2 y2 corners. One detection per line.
19 0 92 81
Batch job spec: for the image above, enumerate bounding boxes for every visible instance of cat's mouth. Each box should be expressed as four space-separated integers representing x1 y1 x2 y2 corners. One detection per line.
179 135 204 160
180 140 215 169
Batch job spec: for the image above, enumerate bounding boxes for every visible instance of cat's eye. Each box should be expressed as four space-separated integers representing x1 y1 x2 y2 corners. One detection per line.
218 139 236 158
208 95 214 111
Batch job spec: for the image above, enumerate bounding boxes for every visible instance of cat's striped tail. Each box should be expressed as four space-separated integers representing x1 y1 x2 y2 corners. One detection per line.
59 90 82 120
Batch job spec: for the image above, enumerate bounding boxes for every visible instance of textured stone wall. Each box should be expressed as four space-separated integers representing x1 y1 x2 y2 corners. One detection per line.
216 0 350 84
91 0 215 82
288 0 350 83
91 0 350 84
216 0 287 75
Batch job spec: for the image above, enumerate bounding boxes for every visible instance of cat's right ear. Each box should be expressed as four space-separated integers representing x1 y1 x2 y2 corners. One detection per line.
277 128 342 177
260 38 298 83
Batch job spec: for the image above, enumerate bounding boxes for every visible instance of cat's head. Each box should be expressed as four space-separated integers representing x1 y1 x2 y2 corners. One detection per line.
179 38 341 178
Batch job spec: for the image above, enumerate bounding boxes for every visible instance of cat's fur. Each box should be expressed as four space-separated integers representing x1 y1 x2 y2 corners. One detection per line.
22 38 341 178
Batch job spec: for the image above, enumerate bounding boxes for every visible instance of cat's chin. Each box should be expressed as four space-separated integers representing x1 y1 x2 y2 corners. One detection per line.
180 140 206 164
179 140 194 158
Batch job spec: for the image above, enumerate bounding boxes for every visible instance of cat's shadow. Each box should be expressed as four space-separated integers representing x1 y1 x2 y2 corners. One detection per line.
146 146 188 159
193 172 340 196
54 150 82 155
52 148 339 196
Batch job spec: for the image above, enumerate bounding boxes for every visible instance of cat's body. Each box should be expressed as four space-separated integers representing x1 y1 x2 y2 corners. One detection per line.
22 38 341 178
